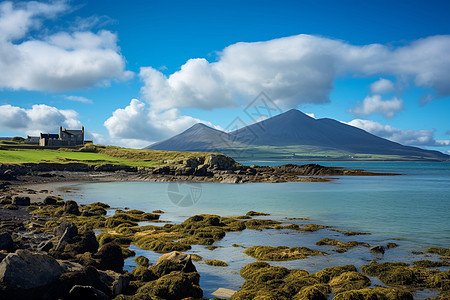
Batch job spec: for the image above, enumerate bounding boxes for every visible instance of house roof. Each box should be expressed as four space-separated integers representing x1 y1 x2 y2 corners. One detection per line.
63 130 83 135
40 133 59 139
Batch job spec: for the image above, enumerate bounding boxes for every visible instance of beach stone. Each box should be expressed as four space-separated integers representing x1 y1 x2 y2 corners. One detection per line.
0 232 14 251
0 249 65 289
63 200 80 215
370 246 385 254
54 222 78 238
68 285 110 300
43 196 58 205
94 243 124 273
150 251 197 278
98 269 129 296
12 196 30 206
46 266 111 299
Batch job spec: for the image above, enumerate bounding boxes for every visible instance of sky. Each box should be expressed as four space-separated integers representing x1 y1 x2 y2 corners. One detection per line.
0 0 449 154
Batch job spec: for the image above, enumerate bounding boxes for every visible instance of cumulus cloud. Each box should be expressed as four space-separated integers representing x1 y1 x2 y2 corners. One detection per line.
139 34 450 110
347 119 450 147
0 0 132 92
370 78 395 94
349 95 403 118
0 103 81 135
104 99 217 144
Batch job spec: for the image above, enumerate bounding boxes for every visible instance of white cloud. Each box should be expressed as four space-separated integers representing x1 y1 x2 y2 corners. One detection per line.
349 95 403 118
347 119 450 147
139 34 450 111
370 78 395 94
64 95 93 104
0 1 132 92
104 99 217 144
0 103 81 135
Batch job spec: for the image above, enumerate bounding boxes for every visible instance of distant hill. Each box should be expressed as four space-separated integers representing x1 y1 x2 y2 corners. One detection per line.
147 109 449 161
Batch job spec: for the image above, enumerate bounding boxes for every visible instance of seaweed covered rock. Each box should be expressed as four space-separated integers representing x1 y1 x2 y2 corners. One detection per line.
328 271 371 293
205 259 228 267
134 255 150 267
150 251 197 278
134 271 202 300
333 287 413 300
94 242 124 273
244 245 324 261
292 284 329 300
314 265 358 283
63 200 80 215
315 238 367 248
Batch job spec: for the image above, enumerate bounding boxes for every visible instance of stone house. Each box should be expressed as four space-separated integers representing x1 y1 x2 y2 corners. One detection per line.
39 126 85 147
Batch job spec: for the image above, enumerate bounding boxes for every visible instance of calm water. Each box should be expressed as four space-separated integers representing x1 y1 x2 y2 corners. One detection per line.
59 161 450 299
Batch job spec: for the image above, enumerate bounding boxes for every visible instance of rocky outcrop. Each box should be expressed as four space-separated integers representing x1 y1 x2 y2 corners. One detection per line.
94 242 124 273
150 251 197 278
63 200 80 215
12 196 30 206
0 249 65 290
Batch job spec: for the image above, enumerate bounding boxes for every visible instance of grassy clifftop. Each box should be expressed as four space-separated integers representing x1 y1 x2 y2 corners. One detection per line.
0 144 216 167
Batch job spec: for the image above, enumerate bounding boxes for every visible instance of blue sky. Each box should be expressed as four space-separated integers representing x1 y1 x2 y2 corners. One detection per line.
0 0 449 153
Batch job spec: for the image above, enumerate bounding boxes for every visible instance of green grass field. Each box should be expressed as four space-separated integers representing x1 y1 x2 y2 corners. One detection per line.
0 144 214 167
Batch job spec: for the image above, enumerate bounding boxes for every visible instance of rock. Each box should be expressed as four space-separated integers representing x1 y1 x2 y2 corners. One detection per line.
134 255 150 267
0 249 65 290
43 196 59 205
63 200 80 215
63 229 99 256
150 251 197 278
370 245 385 254
12 196 30 206
98 269 130 296
68 285 110 300
55 227 76 252
206 154 236 170
46 266 111 299
0 232 14 251
135 271 202 300
54 222 78 238
94 243 124 273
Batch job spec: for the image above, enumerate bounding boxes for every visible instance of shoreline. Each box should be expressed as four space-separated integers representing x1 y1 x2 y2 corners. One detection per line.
0 177 449 299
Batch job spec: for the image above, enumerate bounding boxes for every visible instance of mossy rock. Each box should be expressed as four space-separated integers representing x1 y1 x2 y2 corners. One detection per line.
134 237 191 253
31 205 64 216
316 238 367 248
0 198 12 204
205 259 228 267
135 255 151 267
314 265 358 283
135 271 202 300
387 242 399 248
293 284 329 300
332 287 413 300
329 229 371 236
153 210 164 213
131 266 157 282
190 254 203 261
244 245 324 261
121 247 136 258
328 271 371 293
97 232 132 246
426 247 450 257
413 260 450 268
244 219 281 230
246 210 270 216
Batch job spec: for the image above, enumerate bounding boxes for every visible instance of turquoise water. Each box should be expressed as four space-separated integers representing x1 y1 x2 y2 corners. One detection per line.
59 161 450 299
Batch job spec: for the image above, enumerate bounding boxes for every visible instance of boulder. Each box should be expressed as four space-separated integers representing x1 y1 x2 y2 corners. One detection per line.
0 232 14 251
46 266 111 299
54 222 78 238
68 285 110 300
370 246 385 254
136 271 202 300
37 240 53 252
98 269 130 296
94 243 124 273
0 249 65 290
63 200 80 215
150 251 197 278
12 196 30 206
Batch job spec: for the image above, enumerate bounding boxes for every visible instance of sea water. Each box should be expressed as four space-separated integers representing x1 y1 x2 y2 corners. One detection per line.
58 161 450 299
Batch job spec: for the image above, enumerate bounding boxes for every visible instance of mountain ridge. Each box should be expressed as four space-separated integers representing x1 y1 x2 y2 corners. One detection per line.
146 109 449 161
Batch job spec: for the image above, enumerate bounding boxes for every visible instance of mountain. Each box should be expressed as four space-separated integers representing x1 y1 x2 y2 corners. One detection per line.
147 109 449 161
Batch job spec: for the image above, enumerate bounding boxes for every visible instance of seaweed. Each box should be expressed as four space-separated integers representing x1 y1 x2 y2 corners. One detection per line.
244 245 324 261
